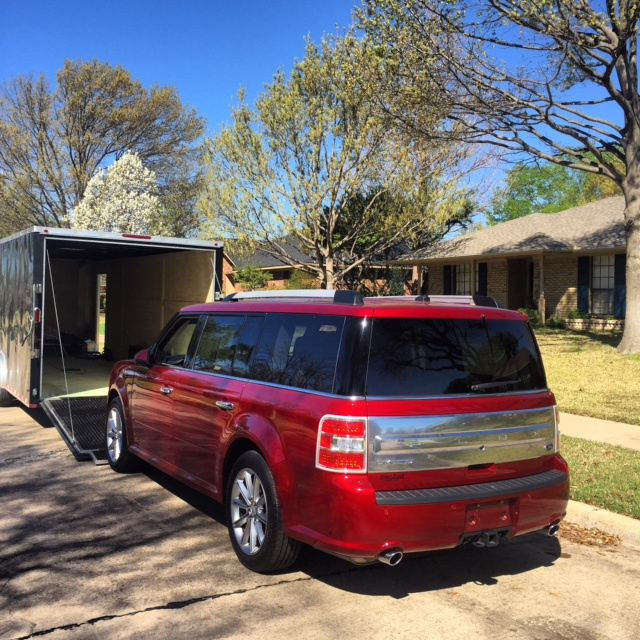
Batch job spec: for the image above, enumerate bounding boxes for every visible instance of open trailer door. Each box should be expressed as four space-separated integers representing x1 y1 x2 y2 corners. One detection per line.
0 229 43 408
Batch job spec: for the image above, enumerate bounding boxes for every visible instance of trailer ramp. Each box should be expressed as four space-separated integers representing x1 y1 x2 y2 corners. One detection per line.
43 397 108 464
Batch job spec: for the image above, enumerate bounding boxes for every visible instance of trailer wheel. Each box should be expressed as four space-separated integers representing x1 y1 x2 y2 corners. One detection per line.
0 388 14 407
226 451 301 573
106 398 139 472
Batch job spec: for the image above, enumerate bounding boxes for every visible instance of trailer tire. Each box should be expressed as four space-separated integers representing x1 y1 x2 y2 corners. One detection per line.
106 398 140 472
0 388 14 407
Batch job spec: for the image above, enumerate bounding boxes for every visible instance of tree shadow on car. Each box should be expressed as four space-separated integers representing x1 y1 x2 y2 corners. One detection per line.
295 534 562 598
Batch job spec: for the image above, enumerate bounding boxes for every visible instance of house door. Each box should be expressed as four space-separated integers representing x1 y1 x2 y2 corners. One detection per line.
507 259 531 310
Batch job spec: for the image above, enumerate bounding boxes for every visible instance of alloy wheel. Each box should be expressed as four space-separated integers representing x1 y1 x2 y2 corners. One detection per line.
230 468 268 555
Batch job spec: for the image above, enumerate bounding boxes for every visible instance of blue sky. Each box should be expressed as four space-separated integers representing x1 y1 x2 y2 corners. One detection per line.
1 0 356 134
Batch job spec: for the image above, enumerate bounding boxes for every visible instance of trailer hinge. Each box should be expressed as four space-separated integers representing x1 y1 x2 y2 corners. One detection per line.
34 283 43 294
31 349 41 360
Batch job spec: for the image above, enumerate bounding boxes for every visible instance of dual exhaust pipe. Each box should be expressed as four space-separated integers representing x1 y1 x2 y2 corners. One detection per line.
375 523 560 567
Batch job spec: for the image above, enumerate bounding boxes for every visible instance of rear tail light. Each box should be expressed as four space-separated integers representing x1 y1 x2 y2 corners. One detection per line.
316 415 367 473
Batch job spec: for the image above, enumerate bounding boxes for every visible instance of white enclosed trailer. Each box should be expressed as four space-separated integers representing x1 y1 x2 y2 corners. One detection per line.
0 227 224 460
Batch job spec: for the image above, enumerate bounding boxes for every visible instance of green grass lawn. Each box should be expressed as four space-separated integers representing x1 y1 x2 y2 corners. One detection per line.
534 329 640 520
536 329 640 425
562 436 640 520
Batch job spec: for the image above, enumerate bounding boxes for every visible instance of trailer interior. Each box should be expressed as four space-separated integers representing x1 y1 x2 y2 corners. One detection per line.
39 234 221 463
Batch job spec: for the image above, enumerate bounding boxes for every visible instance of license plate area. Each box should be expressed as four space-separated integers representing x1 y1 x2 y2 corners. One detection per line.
463 499 516 533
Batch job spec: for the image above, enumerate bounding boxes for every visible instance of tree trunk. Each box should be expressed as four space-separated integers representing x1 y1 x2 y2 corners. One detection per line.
617 198 640 354
324 255 336 290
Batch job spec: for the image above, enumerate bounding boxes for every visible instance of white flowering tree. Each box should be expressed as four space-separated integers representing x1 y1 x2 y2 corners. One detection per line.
74 151 162 234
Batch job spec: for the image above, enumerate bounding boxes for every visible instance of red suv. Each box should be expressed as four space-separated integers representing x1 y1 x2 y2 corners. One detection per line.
106 291 569 572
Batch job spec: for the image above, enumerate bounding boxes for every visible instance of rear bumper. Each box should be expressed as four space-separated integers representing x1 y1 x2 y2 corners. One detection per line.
289 466 569 562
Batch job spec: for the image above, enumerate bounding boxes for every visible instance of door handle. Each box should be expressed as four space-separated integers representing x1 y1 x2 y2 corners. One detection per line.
215 400 234 411
160 386 173 396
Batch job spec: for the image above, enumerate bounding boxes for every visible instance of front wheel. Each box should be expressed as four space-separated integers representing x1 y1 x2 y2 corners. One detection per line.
106 398 140 472
227 451 300 573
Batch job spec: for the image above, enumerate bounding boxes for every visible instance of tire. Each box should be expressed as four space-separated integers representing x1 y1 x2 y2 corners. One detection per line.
0 388 14 407
227 451 301 573
106 398 140 472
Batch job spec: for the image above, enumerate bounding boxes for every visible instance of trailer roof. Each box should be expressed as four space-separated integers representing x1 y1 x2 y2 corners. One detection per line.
1 227 223 260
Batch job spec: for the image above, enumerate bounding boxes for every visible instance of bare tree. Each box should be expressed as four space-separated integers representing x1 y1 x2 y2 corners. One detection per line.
362 0 640 353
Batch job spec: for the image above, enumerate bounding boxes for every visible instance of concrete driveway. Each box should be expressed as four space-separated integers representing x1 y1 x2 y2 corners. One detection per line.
1 405 639 640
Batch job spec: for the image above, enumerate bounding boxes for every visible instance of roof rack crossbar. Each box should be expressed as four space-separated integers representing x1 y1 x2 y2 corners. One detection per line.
222 290 364 305
414 294 500 308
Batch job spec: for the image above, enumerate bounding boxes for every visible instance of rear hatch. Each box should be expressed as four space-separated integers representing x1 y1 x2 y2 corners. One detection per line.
363 313 559 490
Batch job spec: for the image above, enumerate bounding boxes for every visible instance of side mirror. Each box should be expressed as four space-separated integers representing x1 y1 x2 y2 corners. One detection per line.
134 348 151 366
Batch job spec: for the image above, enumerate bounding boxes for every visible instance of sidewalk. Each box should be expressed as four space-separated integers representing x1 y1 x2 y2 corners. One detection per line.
559 411 640 551
559 411 640 451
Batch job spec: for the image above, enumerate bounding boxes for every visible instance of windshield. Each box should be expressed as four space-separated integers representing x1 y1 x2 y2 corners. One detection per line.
366 318 546 397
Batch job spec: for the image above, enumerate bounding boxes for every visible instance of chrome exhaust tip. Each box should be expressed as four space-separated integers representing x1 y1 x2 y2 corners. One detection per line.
546 523 560 537
378 548 403 566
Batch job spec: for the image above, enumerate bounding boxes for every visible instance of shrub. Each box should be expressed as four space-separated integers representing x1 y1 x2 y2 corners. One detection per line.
545 316 566 329
568 308 590 319
518 307 542 328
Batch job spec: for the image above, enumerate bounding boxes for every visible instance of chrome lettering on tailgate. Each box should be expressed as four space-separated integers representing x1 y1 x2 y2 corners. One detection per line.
368 407 556 473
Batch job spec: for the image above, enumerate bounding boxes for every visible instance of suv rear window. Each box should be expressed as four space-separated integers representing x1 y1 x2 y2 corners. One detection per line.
366 318 546 397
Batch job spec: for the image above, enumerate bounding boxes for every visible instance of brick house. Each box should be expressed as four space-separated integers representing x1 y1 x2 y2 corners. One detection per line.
397 197 627 320
227 238 317 291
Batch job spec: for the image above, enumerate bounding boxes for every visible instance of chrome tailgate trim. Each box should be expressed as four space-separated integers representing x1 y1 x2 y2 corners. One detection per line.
368 407 556 472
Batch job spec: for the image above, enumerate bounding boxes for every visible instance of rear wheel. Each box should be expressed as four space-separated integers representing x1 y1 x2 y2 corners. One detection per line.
106 398 139 472
0 388 14 407
227 451 300 573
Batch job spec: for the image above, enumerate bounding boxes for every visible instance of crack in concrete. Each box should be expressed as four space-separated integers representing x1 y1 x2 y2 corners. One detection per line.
10 567 358 639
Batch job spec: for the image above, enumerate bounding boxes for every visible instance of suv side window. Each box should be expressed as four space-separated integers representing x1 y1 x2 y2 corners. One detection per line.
155 317 198 367
251 314 344 393
232 316 264 377
193 315 245 375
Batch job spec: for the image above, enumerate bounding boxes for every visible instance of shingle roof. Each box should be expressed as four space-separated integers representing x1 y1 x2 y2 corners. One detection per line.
230 237 314 270
401 196 626 262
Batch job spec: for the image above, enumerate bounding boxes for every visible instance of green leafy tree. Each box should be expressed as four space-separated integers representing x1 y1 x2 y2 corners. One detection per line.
488 161 623 225
201 34 474 289
0 59 205 234
361 0 640 353
335 189 473 291
235 266 273 291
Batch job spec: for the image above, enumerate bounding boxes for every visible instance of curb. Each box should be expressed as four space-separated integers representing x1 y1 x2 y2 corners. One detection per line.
565 500 640 552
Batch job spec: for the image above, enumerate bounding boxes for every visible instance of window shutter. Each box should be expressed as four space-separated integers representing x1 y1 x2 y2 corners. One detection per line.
477 262 488 296
443 265 452 295
614 254 626 319
577 256 590 314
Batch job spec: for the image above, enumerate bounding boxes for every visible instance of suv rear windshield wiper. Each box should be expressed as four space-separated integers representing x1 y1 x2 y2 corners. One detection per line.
470 380 520 393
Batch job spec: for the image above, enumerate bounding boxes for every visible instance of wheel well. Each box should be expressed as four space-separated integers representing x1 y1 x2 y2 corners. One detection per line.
223 438 262 497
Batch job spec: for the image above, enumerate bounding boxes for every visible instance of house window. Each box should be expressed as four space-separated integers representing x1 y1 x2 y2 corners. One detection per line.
592 255 615 315
455 264 473 295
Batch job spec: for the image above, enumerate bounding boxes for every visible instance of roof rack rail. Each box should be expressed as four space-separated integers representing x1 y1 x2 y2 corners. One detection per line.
222 289 364 305
415 294 500 308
